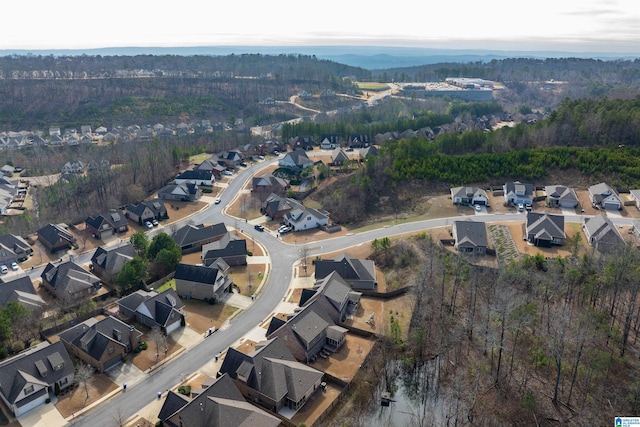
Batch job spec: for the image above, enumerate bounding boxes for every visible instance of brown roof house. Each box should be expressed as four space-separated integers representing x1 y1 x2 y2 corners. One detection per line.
0 341 74 416
158 373 282 427
174 262 233 303
41 260 101 301
262 194 294 220
58 316 142 372
218 336 324 413
116 289 184 335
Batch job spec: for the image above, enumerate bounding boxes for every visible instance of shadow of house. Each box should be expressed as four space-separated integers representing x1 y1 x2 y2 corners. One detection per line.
174 263 233 303
314 252 377 290
41 261 101 302
90 243 136 285
58 315 142 373
0 341 74 416
36 223 77 253
116 289 184 335
218 336 324 413
158 373 281 427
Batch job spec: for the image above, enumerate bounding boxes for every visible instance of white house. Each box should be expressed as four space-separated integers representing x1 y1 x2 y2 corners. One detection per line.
588 182 622 210
283 199 330 231
450 186 489 206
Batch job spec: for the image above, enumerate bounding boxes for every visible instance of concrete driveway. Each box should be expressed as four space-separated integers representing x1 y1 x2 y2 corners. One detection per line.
18 399 66 427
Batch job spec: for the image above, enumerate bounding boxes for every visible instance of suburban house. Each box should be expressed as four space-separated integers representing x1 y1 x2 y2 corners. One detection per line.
330 148 349 166
583 214 624 253
158 373 281 427
116 289 184 334
262 193 294 220
278 149 313 170
0 235 31 266
320 134 340 149
36 223 77 253
90 243 136 284
58 316 143 373
283 199 330 232
195 155 227 179
174 263 233 303
218 336 324 413
525 212 566 247
588 182 622 210
174 170 214 186
0 276 45 311
348 134 370 148
41 261 102 301
0 341 74 416
201 233 247 266
125 199 167 224
157 182 202 202
85 210 129 240
290 135 315 151
503 181 534 206
171 223 228 254
218 150 244 168
61 160 86 175
266 300 348 364
299 271 361 324
314 253 377 290
252 173 289 195
452 220 488 255
545 185 579 209
450 186 490 206
0 165 14 177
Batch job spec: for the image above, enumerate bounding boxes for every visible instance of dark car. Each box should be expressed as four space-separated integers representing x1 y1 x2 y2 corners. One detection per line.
254 224 265 231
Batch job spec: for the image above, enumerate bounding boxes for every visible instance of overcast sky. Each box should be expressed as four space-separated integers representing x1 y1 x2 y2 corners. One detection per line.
3 0 639 53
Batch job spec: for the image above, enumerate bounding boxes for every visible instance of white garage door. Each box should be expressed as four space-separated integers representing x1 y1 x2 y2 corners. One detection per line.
16 390 48 416
165 320 181 335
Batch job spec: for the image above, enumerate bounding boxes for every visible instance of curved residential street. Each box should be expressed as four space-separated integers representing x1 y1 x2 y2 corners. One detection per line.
57 158 634 427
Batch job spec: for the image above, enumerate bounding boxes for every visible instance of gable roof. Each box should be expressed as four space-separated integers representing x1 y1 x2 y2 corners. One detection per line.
0 341 73 406
91 243 136 275
450 186 488 200
583 214 624 248
175 170 214 182
158 182 200 198
36 223 75 247
503 181 534 199
314 253 376 288
526 212 566 240
202 234 247 260
0 276 45 310
453 220 488 248
160 373 281 427
116 289 184 327
174 263 222 285
41 261 101 296
0 234 31 256
545 185 579 204
171 223 227 248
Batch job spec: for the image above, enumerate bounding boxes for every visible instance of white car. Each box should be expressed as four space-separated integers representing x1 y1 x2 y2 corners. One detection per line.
10 262 19 271
214 197 221 204
0 265 7 274
144 221 153 229
475 205 482 212
222 170 233 176
278 225 292 234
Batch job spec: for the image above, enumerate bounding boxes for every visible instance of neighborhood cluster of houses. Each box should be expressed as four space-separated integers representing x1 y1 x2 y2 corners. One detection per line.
450 181 637 255
0 166 28 215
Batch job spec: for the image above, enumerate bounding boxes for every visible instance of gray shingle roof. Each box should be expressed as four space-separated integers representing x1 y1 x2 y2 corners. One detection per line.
91 243 136 275
171 223 227 248
453 220 488 248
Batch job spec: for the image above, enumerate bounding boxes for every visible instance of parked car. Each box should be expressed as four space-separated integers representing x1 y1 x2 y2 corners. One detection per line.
0 265 7 274
214 197 221 204
475 205 482 212
222 170 233 176
152 219 159 226
10 262 19 271
144 221 153 229
517 203 525 212
256 155 265 160
254 224 265 232
278 225 292 234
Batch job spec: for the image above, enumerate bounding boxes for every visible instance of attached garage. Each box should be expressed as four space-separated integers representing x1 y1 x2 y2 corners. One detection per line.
165 319 182 335
604 201 621 210
14 388 48 416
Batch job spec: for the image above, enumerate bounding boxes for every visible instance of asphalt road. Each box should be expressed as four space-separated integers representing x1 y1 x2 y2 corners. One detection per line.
64 158 636 426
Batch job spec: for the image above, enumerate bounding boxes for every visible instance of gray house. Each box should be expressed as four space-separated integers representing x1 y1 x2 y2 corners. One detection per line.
545 185 579 209
0 341 74 416
588 182 622 210
116 289 184 334
174 263 233 303
450 186 489 206
314 253 377 290
452 220 488 255
0 276 45 311
503 181 534 206
41 261 101 301
158 183 202 202
90 243 136 284
583 214 624 252
526 212 566 247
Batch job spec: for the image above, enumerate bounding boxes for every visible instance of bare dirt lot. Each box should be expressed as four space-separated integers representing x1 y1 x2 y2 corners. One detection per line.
130 330 183 372
54 374 119 419
182 299 240 334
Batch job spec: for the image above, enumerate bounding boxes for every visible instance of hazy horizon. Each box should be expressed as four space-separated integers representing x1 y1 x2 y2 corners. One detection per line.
3 0 639 55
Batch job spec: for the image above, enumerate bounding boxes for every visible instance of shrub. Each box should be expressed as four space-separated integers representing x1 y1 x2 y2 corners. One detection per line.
140 342 148 350
247 250 253 256
177 385 191 395
12 341 25 353
45 397 51 404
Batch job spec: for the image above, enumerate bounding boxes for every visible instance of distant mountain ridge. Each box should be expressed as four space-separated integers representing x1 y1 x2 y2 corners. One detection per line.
1 45 638 70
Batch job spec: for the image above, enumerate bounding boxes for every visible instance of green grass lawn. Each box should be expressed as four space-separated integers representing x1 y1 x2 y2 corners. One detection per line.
189 153 211 164
355 82 390 91
154 279 175 292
